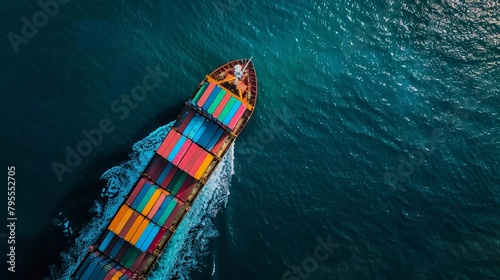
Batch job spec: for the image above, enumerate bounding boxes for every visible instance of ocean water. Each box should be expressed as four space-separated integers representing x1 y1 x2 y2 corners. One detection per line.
0 0 498 279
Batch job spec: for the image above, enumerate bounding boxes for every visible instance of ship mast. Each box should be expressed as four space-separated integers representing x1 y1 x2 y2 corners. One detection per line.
242 56 253 72
234 56 253 86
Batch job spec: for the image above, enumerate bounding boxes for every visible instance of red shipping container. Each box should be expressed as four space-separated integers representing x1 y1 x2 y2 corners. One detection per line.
156 130 176 155
147 193 166 219
172 139 192 165
115 243 131 263
178 110 195 133
104 266 119 280
188 151 208 178
136 254 155 275
118 211 139 239
178 144 196 171
228 103 247 129
129 251 148 272
126 178 148 206
145 155 164 180
150 159 168 182
197 83 216 107
175 177 193 200
176 178 197 202
158 131 181 159
164 203 184 229
212 94 231 118
147 227 168 253
103 235 119 256
160 165 178 189
184 146 203 173
213 93 231 118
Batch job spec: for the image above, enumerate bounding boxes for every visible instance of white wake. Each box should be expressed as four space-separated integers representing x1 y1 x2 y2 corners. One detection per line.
47 123 233 279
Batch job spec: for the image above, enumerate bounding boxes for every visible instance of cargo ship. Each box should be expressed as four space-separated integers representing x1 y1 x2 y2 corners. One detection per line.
71 58 257 279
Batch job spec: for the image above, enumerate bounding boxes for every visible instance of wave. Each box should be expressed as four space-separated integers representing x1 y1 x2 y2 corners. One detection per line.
47 122 233 279
148 144 233 280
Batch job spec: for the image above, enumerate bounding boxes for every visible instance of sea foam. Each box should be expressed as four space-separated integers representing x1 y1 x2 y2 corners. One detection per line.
47 122 233 279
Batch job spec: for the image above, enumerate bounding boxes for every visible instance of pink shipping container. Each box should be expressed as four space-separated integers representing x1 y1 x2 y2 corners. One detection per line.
146 193 166 219
156 130 177 155
187 150 208 178
196 83 216 107
178 143 197 171
228 103 247 129
172 139 192 165
184 148 203 172
158 131 181 159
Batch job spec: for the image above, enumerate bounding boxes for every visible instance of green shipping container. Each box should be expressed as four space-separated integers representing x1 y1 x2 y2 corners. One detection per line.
137 187 156 213
158 199 177 226
218 98 237 123
171 172 188 195
207 90 226 114
124 248 141 268
192 82 208 103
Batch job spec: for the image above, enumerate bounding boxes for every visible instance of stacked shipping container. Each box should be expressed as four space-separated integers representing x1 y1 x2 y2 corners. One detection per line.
72 251 138 279
192 82 247 129
155 130 215 180
73 79 249 278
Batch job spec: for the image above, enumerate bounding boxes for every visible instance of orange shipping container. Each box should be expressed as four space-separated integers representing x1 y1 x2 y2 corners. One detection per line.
113 208 134 235
118 211 139 238
194 153 214 179
141 189 162 216
108 205 129 232
130 219 149 245
188 150 208 179
147 193 166 219
125 215 145 242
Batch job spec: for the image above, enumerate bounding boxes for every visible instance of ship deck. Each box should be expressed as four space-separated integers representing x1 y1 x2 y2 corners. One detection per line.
71 59 257 280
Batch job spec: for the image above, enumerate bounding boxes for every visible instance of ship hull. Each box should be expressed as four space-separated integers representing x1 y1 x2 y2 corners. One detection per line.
71 59 257 279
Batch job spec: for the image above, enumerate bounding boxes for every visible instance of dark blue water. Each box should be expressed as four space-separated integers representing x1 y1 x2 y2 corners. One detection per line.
1 0 498 279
